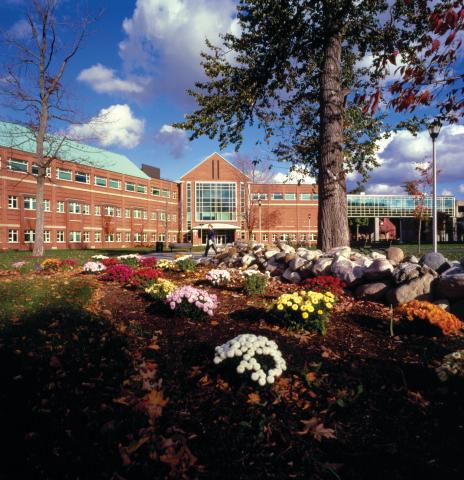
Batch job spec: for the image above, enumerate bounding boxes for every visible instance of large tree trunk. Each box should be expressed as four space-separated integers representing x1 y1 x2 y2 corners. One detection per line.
317 31 349 251
32 118 47 257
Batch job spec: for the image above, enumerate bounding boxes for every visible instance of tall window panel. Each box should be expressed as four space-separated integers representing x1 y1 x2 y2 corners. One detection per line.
195 182 237 221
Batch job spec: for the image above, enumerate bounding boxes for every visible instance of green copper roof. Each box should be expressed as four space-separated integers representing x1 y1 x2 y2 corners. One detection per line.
0 121 150 180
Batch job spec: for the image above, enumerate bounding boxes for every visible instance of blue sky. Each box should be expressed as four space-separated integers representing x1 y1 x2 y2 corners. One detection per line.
1 0 463 198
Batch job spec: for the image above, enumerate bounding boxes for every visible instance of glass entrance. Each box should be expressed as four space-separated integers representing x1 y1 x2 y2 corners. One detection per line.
200 229 235 244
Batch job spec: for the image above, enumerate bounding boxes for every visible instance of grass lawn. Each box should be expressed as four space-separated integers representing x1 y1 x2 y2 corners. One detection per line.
359 242 464 260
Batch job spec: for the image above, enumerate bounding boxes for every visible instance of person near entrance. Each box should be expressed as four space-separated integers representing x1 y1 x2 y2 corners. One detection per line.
204 224 218 257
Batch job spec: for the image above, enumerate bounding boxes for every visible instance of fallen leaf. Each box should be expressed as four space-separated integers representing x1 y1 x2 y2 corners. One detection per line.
297 417 336 441
247 393 261 405
306 372 317 383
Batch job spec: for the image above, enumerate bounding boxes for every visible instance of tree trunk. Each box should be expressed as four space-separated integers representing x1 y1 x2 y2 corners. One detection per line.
418 219 422 254
317 31 349 251
33 171 45 257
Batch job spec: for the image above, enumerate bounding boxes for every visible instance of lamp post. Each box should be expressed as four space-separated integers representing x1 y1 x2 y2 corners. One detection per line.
428 120 441 253
308 213 312 248
258 198 262 242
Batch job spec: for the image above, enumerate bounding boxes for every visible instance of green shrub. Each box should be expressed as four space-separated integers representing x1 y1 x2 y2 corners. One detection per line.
176 256 197 272
243 271 268 296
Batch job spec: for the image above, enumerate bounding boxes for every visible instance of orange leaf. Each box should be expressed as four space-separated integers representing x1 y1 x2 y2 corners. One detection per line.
247 393 261 405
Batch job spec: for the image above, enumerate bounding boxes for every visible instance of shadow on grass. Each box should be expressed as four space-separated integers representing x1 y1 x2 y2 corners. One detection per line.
0 302 144 479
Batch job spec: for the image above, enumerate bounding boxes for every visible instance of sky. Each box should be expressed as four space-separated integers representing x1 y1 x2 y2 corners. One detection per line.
1 0 463 198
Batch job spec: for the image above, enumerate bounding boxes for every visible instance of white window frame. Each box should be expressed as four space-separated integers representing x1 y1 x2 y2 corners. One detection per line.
24 196 36 210
57 201 65 213
69 201 81 214
69 231 81 243
24 229 35 243
8 158 28 173
109 179 121 189
75 171 90 184
8 229 18 243
56 168 72 181
57 231 65 243
8 196 18 209
95 176 107 187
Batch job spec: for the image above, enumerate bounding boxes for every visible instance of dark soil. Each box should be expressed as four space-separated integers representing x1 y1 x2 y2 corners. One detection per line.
1 268 464 479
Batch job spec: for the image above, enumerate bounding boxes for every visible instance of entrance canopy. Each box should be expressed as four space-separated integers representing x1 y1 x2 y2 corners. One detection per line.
192 223 238 230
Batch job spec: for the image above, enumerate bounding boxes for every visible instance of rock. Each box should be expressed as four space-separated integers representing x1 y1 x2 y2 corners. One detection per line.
386 246 404 263
241 254 256 267
302 250 322 261
441 265 464 276
284 253 296 264
451 300 464 321
392 262 421 284
311 257 333 276
433 299 451 312
364 259 394 281
420 251 446 271
408 255 419 264
265 263 279 275
331 257 364 285
280 243 295 254
327 246 351 258
264 250 279 259
274 252 287 262
282 268 302 284
371 251 387 260
289 256 307 271
353 256 373 268
386 273 435 306
436 273 464 301
355 282 390 302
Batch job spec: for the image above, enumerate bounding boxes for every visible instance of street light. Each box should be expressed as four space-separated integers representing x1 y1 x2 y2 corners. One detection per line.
308 213 312 248
428 120 441 253
258 198 262 243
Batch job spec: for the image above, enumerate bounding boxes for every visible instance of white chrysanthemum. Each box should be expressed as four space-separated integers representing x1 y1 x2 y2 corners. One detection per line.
214 334 287 386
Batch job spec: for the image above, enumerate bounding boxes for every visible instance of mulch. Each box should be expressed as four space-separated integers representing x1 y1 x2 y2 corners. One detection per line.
1 267 464 479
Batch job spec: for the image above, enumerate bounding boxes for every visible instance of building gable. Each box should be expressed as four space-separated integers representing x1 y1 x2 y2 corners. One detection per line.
181 152 248 182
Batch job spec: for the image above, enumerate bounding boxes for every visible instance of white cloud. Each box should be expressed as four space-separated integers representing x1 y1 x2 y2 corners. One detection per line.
68 104 144 149
7 19 29 39
77 64 145 94
366 183 405 195
460 184 464 193
154 124 189 158
273 169 316 184
118 0 238 104
442 188 453 196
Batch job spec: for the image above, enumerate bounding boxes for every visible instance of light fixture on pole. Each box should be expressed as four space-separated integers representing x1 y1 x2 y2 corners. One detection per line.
428 120 441 253
258 198 262 243
308 213 312 248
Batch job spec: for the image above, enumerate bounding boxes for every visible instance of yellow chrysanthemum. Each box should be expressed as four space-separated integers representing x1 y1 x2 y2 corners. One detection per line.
302 312 309 319
292 304 299 311
317 309 323 315
277 304 284 311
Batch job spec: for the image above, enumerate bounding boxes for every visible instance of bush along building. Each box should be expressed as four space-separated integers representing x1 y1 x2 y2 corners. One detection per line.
0 122 458 250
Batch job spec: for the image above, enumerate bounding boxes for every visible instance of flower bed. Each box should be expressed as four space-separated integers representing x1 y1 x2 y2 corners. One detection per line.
157 259 176 271
100 264 134 284
303 275 346 296
175 255 196 272
166 286 218 318
242 270 269 296
206 269 231 287
102 257 120 268
395 300 462 335
117 254 142 267
436 350 464 382
41 258 62 271
127 267 163 290
91 254 109 261
145 278 177 301
213 334 287 386
270 290 336 334
140 257 158 268
83 261 106 273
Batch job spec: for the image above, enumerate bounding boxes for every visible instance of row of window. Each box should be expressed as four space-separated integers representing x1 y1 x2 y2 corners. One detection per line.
7 229 176 244
251 193 319 201
7 196 176 221
6 158 176 198
241 232 317 242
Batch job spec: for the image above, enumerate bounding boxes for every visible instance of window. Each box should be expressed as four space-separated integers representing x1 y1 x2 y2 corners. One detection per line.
195 182 237 221
69 202 81 214
143 232 148 243
116 232 122 242
44 230 50 243
43 199 51 212
272 233 277 242
8 158 28 172
290 233 297 241
152 187 160 196
151 211 157 220
125 182 135 192
94 231 101 242
300 193 311 200
143 210 147 220
125 208 131 218
57 201 65 213
32 163 51 177
125 232 131 242
137 184 147 194
109 179 121 189
284 193 296 200
158 233 165 242
95 176 107 187
56 168 72 181
104 206 115 216
172 191 177 199
24 196 36 210
134 232 141 242
311 194 319 200
262 233 269 242
300 233 306 241
105 233 114 242
251 233 256 241
280 233 289 241
69 231 81 243
272 193 284 200
95 205 101 216
83 231 90 242
186 182 192 230
151 233 157 242
172 214 177 222
116 208 121 218
133 209 142 219
82 204 90 215
8 196 18 209
8 229 18 243
75 171 90 183
240 231 246 240
24 229 35 243
161 189 170 198
251 193 268 201
57 231 65 243
159 211 166 221
167 214 170 222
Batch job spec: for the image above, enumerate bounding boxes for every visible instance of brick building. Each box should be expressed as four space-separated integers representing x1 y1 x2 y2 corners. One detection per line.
0 123 319 250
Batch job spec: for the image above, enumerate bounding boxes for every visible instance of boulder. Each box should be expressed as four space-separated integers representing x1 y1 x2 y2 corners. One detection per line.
386 246 404 263
280 243 295 254
289 256 307 271
303 250 322 261
241 254 256 267
355 282 390 302
311 257 333 276
392 262 421 284
420 251 446 271
386 273 435 306
282 268 302 284
264 249 279 259
284 252 296 264
265 263 279 275
433 299 451 312
436 273 464 301
407 255 419 264
451 300 464 321
441 265 464 276
327 246 351 258
364 259 393 281
371 251 387 260
331 257 364 285
274 251 287 263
